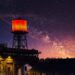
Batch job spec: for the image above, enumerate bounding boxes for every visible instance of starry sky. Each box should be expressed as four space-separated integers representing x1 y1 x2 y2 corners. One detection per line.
0 0 75 58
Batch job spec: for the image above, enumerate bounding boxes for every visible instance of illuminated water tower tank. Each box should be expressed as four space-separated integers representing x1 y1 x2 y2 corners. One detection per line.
12 19 28 49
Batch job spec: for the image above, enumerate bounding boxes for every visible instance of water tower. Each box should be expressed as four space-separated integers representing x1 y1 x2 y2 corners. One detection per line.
0 18 40 75
12 18 28 49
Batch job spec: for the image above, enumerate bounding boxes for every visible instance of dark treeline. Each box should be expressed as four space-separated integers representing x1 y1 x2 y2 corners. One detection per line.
33 58 75 72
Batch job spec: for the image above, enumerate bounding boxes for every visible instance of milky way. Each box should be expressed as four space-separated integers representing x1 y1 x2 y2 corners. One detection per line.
0 0 75 58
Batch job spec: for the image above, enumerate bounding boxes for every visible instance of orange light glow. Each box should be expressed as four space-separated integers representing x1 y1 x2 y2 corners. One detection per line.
12 20 28 32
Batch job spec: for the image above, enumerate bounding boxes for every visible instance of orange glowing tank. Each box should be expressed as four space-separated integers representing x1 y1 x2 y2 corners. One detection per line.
12 19 28 33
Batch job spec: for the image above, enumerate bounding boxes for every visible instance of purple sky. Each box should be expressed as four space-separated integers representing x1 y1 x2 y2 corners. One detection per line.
0 0 75 58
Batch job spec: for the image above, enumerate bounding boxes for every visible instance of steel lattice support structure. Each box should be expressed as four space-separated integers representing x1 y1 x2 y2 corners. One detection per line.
12 32 28 49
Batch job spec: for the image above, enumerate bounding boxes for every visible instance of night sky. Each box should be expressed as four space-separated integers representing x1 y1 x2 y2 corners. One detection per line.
0 0 75 58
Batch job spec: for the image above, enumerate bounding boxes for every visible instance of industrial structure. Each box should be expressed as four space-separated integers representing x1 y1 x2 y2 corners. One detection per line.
0 18 40 75
12 19 28 49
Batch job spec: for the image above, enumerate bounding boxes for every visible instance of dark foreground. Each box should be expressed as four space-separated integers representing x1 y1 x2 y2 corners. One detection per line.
29 58 75 75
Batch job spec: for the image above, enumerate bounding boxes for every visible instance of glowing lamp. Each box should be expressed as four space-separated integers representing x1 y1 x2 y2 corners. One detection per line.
12 19 28 33
0 56 3 61
5 56 13 63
